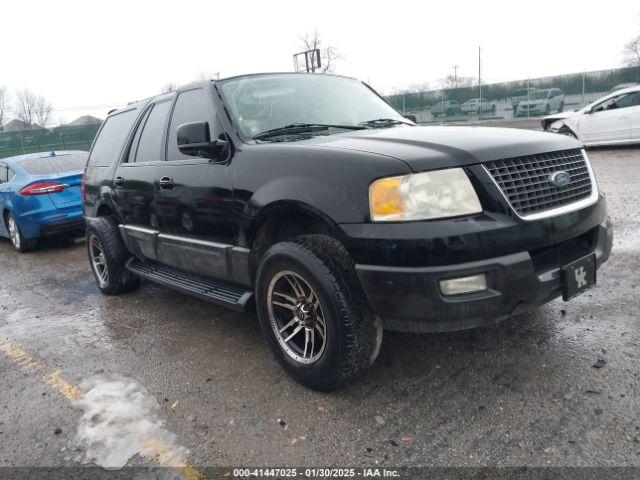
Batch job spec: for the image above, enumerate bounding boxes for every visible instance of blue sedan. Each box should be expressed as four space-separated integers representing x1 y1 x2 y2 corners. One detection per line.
0 150 88 252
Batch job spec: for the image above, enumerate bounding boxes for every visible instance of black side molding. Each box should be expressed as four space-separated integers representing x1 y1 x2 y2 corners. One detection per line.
126 258 254 312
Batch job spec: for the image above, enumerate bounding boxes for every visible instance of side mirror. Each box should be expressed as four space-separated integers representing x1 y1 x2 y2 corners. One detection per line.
404 114 417 123
177 121 228 161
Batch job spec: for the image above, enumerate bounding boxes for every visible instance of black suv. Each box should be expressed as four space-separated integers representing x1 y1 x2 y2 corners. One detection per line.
83 73 612 390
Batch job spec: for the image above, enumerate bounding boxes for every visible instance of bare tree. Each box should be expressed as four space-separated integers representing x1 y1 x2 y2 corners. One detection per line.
34 95 52 127
298 30 341 73
160 83 177 93
438 74 474 90
16 89 37 127
0 86 7 131
15 89 53 128
623 34 640 66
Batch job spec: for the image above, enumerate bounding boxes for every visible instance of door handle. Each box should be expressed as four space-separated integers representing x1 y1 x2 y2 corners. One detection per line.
114 176 125 186
159 176 174 189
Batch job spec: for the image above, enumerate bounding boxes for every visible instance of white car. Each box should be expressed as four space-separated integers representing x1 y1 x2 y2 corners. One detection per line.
461 98 495 115
516 88 564 117
544 86 640 146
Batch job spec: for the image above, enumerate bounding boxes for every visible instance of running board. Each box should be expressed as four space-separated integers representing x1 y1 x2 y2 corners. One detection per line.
126 259 254 312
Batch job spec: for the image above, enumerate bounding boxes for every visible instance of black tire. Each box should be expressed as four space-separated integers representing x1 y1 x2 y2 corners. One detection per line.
558 102 565 113
255 235 382 390
5 213 37 253
86 216 140 295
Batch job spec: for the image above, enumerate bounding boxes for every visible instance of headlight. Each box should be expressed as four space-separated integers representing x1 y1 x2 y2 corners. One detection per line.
369 168 482 222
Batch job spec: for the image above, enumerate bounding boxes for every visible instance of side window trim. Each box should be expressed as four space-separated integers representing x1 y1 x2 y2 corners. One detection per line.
126 106 153 164
120 98 172 166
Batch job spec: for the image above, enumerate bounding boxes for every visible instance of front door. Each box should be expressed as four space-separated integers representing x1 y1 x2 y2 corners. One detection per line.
626 92 640 140
112 99 172 260
579 91 636 144
154 87 235 280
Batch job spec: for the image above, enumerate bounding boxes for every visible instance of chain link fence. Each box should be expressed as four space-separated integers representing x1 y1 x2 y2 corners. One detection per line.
0 123 101 159
386 66 640 125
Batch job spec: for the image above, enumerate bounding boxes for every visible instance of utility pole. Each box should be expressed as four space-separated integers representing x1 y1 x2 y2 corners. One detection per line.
452 65 458 88
478 46 482 123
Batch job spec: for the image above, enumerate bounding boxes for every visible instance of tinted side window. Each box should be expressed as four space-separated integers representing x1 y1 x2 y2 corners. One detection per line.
167 89 212 160
88 109 137 167
127 108 152 163
133 101 171 163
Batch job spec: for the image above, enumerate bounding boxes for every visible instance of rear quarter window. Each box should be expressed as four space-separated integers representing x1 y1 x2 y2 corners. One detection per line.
87 108 138 167
19 153 88 175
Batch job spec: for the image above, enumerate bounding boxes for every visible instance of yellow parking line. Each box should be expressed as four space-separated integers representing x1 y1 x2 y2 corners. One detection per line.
0 339 205 480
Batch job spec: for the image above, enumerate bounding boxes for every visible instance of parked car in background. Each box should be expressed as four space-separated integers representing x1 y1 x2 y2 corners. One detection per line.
83 73 611 390
609 82 638 94
0 151 87 252
510 87 537 113
544 85 640 146
516 88 564 117
461 98 496 115
431 100 461 117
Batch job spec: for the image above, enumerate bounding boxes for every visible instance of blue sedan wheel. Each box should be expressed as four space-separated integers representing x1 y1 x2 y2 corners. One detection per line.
6 214 37 253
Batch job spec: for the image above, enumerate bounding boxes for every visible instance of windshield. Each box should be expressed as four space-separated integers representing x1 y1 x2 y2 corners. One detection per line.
529 90 551 100
217 74 406 139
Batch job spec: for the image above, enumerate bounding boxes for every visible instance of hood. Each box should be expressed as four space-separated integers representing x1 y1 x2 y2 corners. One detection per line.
293 125 582 172
543 111 575 122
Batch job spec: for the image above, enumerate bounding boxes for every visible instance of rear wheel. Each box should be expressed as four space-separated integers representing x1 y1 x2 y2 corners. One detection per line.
5 213 37 253
256 235 382 390
86 217 139 295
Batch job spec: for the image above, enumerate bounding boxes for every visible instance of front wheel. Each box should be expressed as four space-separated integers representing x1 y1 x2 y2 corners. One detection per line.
5 213 37 253
256 235 382 390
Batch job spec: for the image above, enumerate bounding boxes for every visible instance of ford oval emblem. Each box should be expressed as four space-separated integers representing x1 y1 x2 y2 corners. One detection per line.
549 170 571 187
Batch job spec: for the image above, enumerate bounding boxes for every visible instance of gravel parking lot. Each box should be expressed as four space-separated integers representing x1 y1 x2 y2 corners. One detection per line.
0 147 639 473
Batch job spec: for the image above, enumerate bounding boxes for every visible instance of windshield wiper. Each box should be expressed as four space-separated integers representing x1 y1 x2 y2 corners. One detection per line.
253 123 365 141
359 118 413 128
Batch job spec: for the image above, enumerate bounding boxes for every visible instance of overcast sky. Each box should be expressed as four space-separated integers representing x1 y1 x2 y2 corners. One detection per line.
1 0 639 124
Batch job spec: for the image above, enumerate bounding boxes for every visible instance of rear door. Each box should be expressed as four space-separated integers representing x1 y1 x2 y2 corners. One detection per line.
154 87 235 280
0 163 9 237
112 99 172 260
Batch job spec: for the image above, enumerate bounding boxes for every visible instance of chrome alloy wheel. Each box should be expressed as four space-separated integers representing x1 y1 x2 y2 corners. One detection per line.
89 235 109 288
7 216 20 250
267 270 327 364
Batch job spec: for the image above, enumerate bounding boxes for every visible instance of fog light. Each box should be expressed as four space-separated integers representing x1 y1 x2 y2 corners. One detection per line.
439 274 487 296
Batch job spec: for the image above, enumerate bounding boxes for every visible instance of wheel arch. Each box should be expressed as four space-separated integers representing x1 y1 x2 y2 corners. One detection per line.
246 201 338 279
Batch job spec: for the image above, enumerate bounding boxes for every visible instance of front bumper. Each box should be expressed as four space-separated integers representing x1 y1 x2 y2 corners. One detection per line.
354 219 613 333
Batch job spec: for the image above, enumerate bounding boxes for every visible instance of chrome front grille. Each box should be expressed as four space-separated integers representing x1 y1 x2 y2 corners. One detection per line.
484 149 595 219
